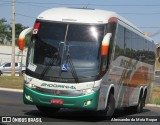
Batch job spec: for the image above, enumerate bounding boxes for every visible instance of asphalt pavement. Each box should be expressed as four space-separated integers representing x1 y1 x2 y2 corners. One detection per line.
0 90 160 125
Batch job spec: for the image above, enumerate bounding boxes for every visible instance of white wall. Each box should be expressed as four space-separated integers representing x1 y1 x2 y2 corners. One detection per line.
0 46 27 65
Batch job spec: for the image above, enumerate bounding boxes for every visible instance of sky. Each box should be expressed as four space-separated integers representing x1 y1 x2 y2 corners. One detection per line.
1 0 160 43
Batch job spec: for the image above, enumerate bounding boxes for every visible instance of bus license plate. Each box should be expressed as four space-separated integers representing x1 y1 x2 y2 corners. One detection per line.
51 99 63 105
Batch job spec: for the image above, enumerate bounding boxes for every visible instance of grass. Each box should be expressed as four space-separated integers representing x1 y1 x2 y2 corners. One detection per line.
150 59 160 104
150 85 160 105
156 58 160 70
0 76 24 89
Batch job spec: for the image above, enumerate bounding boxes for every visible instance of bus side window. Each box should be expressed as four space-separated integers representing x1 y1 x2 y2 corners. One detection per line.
124 29 132 58
114 24 124 60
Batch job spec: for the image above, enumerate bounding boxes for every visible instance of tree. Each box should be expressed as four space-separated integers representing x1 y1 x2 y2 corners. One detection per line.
0 18 30 46
15 23 28 46
0 19 10 44
15 23 27 38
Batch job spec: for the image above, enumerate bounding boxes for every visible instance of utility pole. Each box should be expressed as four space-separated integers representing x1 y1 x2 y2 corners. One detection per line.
11 0 15 76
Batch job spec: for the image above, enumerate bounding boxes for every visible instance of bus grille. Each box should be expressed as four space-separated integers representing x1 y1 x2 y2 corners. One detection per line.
33 87 83 96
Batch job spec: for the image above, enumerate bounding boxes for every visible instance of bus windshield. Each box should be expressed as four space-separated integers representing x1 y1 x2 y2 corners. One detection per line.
26 21 105 82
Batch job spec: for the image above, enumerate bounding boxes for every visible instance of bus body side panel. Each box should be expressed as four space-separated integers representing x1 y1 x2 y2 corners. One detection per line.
97 83 114 110
99 21 155 109
108 21 155 108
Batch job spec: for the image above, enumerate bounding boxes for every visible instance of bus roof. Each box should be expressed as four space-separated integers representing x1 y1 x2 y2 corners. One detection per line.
37 7 153 42
37 7 124 24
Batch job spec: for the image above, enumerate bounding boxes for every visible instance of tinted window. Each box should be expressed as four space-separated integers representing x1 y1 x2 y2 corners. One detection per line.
114 25 124 60
15 63 18 67
125 29 132 58
67 25 104 43
4 63 11 67
27 21 105 80
114 24 156 65
37 22 67 42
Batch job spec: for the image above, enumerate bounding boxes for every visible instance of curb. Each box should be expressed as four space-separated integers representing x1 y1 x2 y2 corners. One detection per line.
146 104 160 108
0 87 23 93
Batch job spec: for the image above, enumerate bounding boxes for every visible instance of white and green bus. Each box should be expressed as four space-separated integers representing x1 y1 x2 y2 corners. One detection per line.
19 7 156 117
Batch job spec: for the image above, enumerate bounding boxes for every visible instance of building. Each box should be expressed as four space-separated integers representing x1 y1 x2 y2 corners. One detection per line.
0 45 27 65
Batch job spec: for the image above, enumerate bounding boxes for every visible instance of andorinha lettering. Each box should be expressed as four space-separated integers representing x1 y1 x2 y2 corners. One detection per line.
40 83 76 89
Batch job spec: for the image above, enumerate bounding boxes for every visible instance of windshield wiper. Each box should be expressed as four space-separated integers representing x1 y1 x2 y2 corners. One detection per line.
66 46 79 83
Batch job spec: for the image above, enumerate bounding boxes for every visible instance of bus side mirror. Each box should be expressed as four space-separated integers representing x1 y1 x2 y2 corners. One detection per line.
18 27 33 51
101 33 112 71
101 33 112 56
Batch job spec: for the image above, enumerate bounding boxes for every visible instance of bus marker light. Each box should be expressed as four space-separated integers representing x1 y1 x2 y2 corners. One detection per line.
108 17 117 22
34 22 40 29
33 22 40 34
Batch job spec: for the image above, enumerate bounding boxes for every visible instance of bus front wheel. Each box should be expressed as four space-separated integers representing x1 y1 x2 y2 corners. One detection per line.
100 94 115 118
36 105 60 115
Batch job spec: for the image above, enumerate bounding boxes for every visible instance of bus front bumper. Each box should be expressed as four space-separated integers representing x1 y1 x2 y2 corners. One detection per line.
23 86 99 110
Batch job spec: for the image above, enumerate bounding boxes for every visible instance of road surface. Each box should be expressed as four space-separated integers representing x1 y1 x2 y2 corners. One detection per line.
0 90 160 125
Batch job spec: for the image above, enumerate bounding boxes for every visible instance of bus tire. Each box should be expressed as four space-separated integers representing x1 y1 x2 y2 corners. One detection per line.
136 97 143 113
142 90 147 107
132 93 143 113
36 105 60 115
101 94 115 118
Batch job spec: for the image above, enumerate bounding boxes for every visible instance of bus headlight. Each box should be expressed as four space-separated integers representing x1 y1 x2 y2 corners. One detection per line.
82 87 99 95
24 81 37 89
82 89 93 94
26 83 36 89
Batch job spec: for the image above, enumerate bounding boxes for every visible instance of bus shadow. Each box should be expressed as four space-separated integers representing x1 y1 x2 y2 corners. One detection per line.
24 108 151 122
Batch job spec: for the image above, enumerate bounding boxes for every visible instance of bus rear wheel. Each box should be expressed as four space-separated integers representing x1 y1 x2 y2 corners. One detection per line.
135 97 143 113
131 93 143 113
36 105 60 115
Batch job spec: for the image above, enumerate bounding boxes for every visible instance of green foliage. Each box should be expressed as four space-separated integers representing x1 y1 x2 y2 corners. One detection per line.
150 85 160 105
15 23 28 46
0 19 10 44
0 18 29 46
